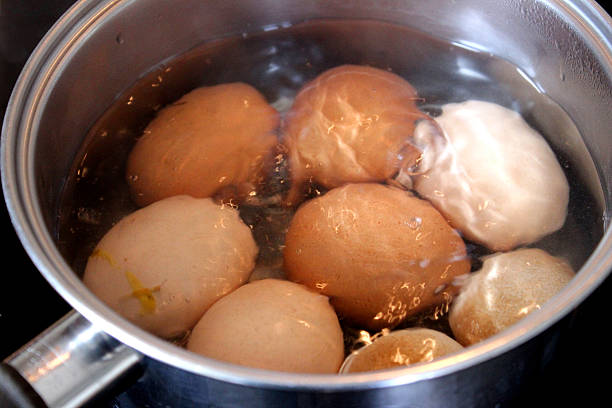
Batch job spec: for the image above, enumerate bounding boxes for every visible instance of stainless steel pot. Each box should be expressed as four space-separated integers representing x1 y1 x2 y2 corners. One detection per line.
1 1 611 407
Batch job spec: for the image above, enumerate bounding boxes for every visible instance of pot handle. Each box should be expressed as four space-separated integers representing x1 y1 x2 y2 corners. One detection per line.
0 310 143 408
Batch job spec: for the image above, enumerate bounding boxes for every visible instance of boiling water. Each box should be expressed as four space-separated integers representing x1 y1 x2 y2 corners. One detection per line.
56 20 604 344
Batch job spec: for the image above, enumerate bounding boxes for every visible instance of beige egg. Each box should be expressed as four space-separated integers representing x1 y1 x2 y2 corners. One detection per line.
412 100 569 251
284 183 470 331
449 248 574 346
281 65 425 205
83 195 258 338
126 83 279 207
341 328 463 373
187 279 344 374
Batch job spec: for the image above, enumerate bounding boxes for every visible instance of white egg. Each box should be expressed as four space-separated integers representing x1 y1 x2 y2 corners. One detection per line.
83 195 258 338
412 100 569 251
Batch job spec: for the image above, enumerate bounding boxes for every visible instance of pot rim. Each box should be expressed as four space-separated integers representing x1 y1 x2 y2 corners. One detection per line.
2 0 612 391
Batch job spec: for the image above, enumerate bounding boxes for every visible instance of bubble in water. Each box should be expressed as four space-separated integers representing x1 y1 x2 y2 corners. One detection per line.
405 216 422 229
77 207 102 225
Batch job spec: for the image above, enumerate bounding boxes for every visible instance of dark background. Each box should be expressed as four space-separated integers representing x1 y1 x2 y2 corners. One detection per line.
1 0 77 354
1 1 611 406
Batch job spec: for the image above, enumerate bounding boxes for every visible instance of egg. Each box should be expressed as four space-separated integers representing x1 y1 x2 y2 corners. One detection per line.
281 65 425 205
187 278 344 373
411 100 569 252
82 195 258 338
283 183 470 330
448 248 574 346
126 82 279 207
340 328 463 373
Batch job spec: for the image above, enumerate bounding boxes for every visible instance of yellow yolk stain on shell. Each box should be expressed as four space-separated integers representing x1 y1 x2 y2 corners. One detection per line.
124 271 160 315
90 249 159 314
90 248 117 267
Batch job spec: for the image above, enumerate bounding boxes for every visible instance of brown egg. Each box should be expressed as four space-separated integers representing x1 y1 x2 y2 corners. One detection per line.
83 195 258 338
340 328 463 373
187 279 344 374
449 248 575 346
281 65 425 205
126 82 279 207
283 183 470 330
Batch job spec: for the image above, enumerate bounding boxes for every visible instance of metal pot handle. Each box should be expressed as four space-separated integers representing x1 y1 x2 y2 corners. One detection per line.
0 310 143 408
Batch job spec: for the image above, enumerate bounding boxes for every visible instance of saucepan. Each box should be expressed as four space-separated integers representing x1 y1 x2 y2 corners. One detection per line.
1 0 611 407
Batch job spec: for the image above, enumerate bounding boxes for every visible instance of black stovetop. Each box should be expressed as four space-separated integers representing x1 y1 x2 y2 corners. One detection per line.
1 1 611 407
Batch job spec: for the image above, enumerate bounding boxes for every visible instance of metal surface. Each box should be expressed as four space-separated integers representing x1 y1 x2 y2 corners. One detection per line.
5 311 142 408
1 0 612 407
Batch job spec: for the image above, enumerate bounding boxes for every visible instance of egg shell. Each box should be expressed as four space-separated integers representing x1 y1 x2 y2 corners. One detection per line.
413 99 569 251
283 183 470 330
126 82 279 207
281 65 425 205
187 278 344 374
448 248 574 346
83 195 258 338
341 328 463 373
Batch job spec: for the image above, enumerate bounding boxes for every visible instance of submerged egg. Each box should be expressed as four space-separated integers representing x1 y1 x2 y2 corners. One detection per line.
340 328 463 373
82 195 258 338
187 278 344 373
448 248 574 346
412 100 569 252
283 183 470 330
281 65 426 205
126 83 279 207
